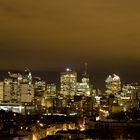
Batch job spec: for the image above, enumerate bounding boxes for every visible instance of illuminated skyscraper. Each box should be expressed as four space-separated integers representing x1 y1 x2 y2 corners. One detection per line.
112 74 121 93
46 83 56 96
3 69 34 103
3 78 11 103
0 82 3 103
3 72 22 103
122 83 140 100
105 75 113 95
77 63 91 96
20 83 34 103
60 68 77 96
34 77 46 109
21 69 34 103
82 63 89 84
105 74 121 95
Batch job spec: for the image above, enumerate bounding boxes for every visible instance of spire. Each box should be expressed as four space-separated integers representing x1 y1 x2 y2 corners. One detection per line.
82 62 89 84
84 62 87 76
83 62 89 78
105 75 113 83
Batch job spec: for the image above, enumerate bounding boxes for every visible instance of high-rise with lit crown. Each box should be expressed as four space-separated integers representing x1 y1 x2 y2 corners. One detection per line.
82 63 89 84
60 68 77 96
77 63 91 96
105 74 121 95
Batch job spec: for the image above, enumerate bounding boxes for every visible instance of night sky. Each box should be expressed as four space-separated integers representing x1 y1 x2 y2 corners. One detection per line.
0 0 140 89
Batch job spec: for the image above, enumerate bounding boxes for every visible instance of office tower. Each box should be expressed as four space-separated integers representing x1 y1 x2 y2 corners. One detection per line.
105 75 113 95
34 77 46 108
3 72 22 103
3 69 34 104
60 68 77 97
46 83 56 96
112 74 121 93
105 74 121 95
77 63 91 96
122 84 133 97
34 77 46 97
0 82 3 103
131 83 139 99
3 78 11 102
82 63 89 85
21 69 34 103
20 83 34 103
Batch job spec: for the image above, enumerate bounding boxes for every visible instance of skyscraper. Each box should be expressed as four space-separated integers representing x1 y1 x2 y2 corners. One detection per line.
60 68 77 97
0 82 3 103
3 69 34 104
82 63 89 84
105 74 121 95
77 63 91 96
3 72 22 103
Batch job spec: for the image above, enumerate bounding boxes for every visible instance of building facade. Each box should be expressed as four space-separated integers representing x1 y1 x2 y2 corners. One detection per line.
60 69 77 97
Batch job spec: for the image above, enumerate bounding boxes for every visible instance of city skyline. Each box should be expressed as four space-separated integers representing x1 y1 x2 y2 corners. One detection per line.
0 0 140 89
0 68 138 91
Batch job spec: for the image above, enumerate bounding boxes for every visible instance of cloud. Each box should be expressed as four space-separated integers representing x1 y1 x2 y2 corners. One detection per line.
0 0 140 71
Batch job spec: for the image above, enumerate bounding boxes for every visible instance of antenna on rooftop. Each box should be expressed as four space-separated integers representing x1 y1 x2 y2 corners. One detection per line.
84 62 88 76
